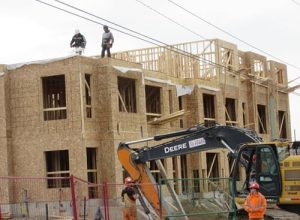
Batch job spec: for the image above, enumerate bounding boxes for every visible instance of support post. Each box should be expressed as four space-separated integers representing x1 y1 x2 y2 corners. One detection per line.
45 204 48 220
103 182 110 220
70 175 78 220
269 96 277 140
83 197 86 220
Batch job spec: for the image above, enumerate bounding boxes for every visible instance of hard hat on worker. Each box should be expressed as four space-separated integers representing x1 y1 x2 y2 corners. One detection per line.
124 176 134 184
249 182 260 189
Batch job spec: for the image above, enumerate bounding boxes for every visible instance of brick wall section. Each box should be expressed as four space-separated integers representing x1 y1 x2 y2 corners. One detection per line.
0 71 9 177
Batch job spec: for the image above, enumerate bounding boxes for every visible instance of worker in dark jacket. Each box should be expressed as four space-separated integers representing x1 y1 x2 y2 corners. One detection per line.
243 182 267 220
70 29 86 55
121 177 138 220
101 25 114 58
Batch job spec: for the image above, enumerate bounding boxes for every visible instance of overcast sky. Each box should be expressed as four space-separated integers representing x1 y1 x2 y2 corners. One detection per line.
1 0 300 139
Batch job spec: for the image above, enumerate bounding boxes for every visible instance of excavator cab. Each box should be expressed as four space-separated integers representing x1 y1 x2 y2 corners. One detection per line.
233 143 282 204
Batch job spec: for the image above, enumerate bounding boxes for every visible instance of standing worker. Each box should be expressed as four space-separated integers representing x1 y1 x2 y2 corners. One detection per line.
243 182 267 220
101 25 114 58
70 29 86 55
121 177 138 220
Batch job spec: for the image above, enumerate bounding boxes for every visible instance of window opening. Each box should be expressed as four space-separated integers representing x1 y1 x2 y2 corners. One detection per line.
87 148 98 198
42 75 67 121
145 85 161 121
193 170 200 193
206 153 219 179
45 150 70 188
118 77 137 113
225 98 237 126
180 155 188 193
206 153 219 191
277 69 284 84
221 48 233 71
203 94 216 126
178 96 183 128
257 104 267 134
254 60 264 77
85 74 92 118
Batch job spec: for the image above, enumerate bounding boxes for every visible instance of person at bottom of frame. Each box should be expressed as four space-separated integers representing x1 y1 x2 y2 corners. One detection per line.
243 182 267 220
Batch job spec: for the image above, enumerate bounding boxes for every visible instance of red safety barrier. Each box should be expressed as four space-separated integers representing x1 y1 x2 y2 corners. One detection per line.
0 176 162 220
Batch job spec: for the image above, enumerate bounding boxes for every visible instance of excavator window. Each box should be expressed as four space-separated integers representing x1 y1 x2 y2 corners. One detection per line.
234 144 281 200
256 146 281 200
233 144 281 201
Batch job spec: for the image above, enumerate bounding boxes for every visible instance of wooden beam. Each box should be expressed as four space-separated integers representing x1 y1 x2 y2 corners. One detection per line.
257 113 266 134
225 108 233 125
279 113 286 137
148 110 190 125
84 78 91 97
118 90 128 113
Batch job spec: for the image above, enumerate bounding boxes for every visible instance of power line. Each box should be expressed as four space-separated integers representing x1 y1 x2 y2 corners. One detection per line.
291 0 300 6
35 0 240 75
167 0 300 71
52 0 168 48
34 0 159 46
134 0 207 40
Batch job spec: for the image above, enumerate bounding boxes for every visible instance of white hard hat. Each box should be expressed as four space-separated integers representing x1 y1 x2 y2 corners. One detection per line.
125 177 134 184
75 29 80 34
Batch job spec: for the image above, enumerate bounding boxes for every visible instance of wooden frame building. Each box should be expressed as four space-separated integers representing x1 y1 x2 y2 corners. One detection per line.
0 39 291 201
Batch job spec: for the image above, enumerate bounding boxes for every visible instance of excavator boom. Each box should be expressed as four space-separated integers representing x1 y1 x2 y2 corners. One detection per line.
117 124 261 215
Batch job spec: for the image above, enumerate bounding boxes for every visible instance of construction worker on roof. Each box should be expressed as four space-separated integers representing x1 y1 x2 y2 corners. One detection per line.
243 182 267 220
70 29 86 55
101 25 114 58
121 177 139 220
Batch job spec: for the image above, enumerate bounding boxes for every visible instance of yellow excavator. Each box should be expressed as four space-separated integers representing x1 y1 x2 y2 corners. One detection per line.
117 124 300 219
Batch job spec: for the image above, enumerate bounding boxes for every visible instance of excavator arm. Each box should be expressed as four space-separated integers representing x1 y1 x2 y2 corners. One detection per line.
117 124 261 215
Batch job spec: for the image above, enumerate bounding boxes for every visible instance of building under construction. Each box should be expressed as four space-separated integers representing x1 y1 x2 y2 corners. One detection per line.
0 39 291 206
